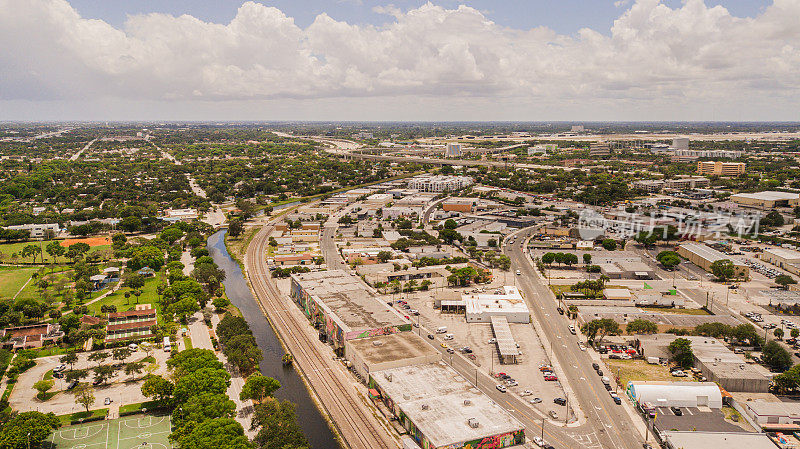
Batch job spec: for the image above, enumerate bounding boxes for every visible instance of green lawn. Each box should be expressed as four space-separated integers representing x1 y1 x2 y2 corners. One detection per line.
0 241 110 264
86 274 164 318
0 266 38 299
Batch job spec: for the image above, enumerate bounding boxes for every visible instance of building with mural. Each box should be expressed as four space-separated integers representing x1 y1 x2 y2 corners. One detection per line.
290 270 412 356
370 362 525 449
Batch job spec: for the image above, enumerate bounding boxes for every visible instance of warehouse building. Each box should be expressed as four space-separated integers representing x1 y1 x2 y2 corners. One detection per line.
661 431 775 449
369 362 526 449
346 332 441 381
637 334 770 392
744 400 800 430
677 242 749 278
762 247 800 276
290 270 411 355
626 381 722 408
731 191 800 209
438 286 530 323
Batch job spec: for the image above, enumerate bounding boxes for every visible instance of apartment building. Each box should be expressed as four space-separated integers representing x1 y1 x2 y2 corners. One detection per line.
697 161 745 176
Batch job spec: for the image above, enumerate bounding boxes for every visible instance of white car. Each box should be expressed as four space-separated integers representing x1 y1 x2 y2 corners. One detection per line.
516 270 521 275
529 397 542 404
487 338 497 344
533 436 545 447
53 364 66 373
671 370 687 377
496 384 507 393
520 389 533 396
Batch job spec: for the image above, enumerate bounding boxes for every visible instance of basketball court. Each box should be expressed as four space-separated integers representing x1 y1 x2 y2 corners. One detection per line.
50 414 173 449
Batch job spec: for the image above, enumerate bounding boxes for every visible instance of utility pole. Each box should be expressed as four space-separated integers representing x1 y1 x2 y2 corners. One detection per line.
541 417 545 441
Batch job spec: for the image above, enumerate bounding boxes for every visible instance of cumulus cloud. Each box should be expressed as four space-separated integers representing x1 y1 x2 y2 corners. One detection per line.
0 0 799 116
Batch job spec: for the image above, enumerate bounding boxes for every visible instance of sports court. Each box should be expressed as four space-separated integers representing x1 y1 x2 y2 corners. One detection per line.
51 414 173 449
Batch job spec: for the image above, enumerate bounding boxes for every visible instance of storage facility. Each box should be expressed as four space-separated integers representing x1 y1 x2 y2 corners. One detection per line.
762 247 800 276
744 400 800 430
290 270 411 355
438 286 530 323
677 242 749 278
345 332 441 380
730 191 800 209
369 362 526 449
661 431 776 449
626 381 722 408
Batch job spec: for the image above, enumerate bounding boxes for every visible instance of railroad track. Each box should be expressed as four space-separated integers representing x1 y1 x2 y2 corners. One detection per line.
245 224 394 449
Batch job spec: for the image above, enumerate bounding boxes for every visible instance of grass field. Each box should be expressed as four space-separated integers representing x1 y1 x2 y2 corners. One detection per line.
0 266 38 298
86 274 164 318
606 359 694 387
0 241 111 264
51 414 173 449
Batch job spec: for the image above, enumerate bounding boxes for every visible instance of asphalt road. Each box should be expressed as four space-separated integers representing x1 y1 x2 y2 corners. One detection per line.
504 228 645 449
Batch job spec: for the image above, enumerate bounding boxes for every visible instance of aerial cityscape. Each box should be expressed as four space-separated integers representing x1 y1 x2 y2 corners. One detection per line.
1 1 800 449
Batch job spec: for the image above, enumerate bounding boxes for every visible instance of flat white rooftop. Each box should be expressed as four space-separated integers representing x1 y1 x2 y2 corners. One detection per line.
372 362 524 448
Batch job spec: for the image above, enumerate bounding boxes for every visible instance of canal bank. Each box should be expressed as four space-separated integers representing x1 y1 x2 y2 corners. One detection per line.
207 230 340 449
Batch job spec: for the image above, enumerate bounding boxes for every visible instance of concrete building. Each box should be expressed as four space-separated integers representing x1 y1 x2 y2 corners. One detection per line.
661 431 775 449
438 286 530 324
106 305 157 342
290 270 411 355
345 332 441 381
589 142 610 156
441 198 474 213
744 400 800 429
162 208 199 222
445 143 462 158
369 362 526 449
731 191 800 209
762 247 800 276
4 223 60 239
697 161 746 176
407 175 473 193
637 334 770 392
664 176 710 190
626 381 722 408
632 180 665 193
361 265 456 289
677 242 749 278
671 138 690 151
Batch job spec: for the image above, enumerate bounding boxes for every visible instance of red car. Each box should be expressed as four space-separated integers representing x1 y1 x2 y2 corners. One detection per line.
544 375 558 381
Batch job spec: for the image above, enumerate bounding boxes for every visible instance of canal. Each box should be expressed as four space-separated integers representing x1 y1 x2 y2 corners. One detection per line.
207 230 340 449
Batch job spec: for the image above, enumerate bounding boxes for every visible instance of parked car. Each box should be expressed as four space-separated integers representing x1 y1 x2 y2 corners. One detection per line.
671 406 683 416
427 334 434 340
53 364 66 373
530 397 542 404
544 375 558 381
611 394 621 405
592 363 599 371
556 307 564 315
671 370 687 377
554 397 566 406
549 410 559 419
104 397 112 405
533 436 545 447
506 380 518 387
496 384 507 393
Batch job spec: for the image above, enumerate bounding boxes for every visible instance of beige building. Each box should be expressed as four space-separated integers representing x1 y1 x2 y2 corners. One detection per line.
762 247 800 276
731 191 800 209
677 242 749 278
697 161 745 176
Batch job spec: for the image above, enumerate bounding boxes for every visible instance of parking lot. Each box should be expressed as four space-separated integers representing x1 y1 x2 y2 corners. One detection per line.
653 406 746 433
395 283 570 420
9 348 171 416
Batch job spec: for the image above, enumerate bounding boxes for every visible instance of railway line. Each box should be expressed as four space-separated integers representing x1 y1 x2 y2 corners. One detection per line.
244 224 395 449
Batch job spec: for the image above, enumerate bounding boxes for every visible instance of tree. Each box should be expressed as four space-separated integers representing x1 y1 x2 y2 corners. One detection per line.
0 411 60 449
216 315 252 345
46 241 65 264
169 297 201 321
93 365 115 384
762 211 785 228
775 365 800 393
228 219 244 238
775 328 785 340
581 318 620 345
112 347 133 365
776 274 798 290
223 335 263 375
161 227 185 245
124 361 145 380
87 351 109 367
172 392 236 430
583 253 592 265
710 259 736 282
656 251 682 270
668 338 694 369
626 319 658 335
792 329 799 339
60 351 78 370
541 252 555 266
762 340 793 372
123 273 145 291
65 369 89 383
175 418 251 449
240 374 281 403
376 251 393 264
141 375 175 405
173 367 231 404
252 399 308 449
601 239 617 251
438 228 462 244
73 384 95 412
443 219 458 230
33 380 54 400
167 348 223 376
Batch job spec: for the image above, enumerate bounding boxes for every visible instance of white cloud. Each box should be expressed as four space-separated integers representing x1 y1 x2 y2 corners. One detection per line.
0 0 799 120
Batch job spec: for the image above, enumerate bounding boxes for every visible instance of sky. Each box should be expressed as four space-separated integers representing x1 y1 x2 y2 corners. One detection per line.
1 0 798 122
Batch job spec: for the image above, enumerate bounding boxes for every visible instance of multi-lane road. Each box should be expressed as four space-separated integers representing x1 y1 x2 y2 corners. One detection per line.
503 228 646 449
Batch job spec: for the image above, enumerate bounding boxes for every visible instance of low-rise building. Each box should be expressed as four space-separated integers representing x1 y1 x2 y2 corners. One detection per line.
369 362 526 449
677 242 749 278
4 223 60 239
744 400 800 430
665 176 710 190
762 247 800 276
441 198 475 213
106 305 157 342
0 323 64 349
627 381 722 408
345 332 441 380
273 253 314 266
731 191 800 209
407 175 473 193
162 208 198 222
661 431 775 449
438 286 530 323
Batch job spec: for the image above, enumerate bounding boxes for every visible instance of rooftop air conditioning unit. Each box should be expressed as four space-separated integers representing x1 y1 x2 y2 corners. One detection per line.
463 400 472 406
421 404 429 410
468 418 479 428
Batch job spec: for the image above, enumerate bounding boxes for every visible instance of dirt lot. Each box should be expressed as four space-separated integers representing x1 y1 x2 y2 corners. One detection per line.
605 359 692 388
59 236 111 247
